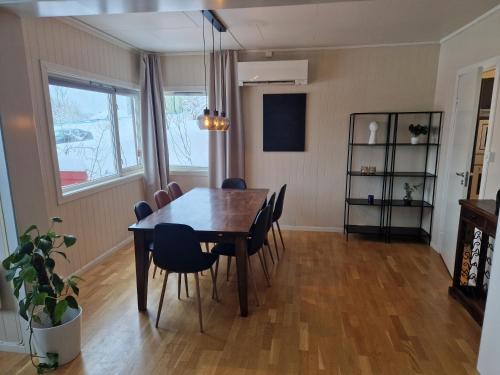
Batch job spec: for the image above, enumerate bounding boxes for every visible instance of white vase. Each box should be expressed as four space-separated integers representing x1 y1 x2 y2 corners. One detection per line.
32 307 82 366
410 136 419 144
368 121 379 144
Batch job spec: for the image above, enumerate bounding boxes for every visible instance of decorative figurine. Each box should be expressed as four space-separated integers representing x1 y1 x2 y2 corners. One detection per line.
368 121 379 144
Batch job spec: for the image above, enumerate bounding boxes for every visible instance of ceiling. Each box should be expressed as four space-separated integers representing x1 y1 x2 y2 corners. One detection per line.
74 0 500 52
7 0 500 52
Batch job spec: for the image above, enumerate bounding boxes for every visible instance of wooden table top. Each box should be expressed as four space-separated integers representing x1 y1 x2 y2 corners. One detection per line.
129 187 269 235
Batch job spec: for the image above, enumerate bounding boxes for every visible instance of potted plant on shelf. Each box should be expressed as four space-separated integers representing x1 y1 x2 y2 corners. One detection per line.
408 124 429 144
2 217 81 373
403 183 423 205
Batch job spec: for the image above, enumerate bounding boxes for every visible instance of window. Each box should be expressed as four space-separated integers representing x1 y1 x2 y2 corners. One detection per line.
47 75 142 195
165 93 208 170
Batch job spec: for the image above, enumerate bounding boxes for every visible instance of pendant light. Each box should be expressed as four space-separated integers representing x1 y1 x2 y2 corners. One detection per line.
197 10 229 132
197 14 212 130
219 29 230 131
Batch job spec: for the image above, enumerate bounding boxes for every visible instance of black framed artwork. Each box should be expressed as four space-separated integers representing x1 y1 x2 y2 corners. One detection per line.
263 93 306 151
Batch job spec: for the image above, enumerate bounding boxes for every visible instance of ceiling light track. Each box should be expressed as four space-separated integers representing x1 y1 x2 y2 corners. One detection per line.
201 10 227 33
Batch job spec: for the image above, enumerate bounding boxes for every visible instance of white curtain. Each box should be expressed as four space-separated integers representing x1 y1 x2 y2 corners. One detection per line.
140 53 169 204
208 50 244 188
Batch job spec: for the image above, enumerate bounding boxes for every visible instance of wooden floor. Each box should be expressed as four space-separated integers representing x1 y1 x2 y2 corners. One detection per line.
0 231 481 374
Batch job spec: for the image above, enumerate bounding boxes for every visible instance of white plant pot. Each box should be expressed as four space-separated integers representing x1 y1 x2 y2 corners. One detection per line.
32 307 82 366
410 136 419 144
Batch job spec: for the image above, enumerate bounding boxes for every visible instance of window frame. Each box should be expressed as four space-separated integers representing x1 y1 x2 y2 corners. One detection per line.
41 61 143 205
164 89 208 175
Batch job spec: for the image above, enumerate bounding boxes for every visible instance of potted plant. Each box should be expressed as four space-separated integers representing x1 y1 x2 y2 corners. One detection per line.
403 183 423 205
2 217 81 373
408 124 428 144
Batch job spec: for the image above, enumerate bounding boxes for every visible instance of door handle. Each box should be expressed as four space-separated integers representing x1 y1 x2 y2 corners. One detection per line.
456 172 465 177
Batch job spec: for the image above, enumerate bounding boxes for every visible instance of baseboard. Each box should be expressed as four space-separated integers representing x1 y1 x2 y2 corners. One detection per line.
0 340 26 353
278 225 344 233
70 236 133 277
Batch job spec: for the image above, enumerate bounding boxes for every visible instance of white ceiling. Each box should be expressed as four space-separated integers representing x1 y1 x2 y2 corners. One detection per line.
75 0 500 52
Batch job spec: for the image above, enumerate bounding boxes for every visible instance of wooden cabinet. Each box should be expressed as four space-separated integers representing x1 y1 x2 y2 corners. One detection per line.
449 199 498 325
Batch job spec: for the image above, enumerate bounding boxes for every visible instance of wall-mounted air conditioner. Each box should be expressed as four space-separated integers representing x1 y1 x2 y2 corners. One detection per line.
237 60 308 86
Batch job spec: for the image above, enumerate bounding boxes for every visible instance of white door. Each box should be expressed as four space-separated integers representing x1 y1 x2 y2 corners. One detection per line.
441 67 482 274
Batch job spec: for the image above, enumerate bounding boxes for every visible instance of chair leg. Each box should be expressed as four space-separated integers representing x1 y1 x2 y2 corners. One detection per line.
226 256 232 281
155 271 169 328
149 254 158 279
194 273 203 333
177 273 182 299
210 265 219 301
184 273 189 298
257 249 271 287
204 242 210 252
247 254 260 307
276 221 286 252
265 240 275 264
271 224 280 261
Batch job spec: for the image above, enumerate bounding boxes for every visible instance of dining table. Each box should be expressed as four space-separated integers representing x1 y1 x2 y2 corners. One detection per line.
128 187 269 317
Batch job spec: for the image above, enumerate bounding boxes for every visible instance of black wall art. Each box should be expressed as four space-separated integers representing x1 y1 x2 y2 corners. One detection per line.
263 93 306 151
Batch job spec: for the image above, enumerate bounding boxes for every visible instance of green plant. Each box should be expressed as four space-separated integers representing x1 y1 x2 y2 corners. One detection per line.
2 217 80 373
403 183 423 201
408 124 429 137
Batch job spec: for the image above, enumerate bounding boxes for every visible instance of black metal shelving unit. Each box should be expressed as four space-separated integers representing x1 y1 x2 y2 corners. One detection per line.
344 111 443 243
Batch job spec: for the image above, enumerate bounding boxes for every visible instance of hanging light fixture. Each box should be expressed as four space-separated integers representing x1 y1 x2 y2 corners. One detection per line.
197 10 229 132
197 14 212 130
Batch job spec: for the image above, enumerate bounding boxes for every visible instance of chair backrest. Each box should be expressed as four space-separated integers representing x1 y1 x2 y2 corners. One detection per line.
154 189 171 209
266 193 276 232
153 223 204 273
273 184 287 222
167 181 183 200
134 201 153 222
221 178 247 190
248 205 271 254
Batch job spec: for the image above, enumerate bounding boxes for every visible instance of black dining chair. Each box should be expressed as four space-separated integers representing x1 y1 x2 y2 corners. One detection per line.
272 184 287 253
221 178 247 190
134 201 158 278
211 205 272 306
153 223 218 332
263 192 278 263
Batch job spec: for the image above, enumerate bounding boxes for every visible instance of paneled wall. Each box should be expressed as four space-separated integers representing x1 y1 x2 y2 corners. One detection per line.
240 45 440 230
21 18 144 276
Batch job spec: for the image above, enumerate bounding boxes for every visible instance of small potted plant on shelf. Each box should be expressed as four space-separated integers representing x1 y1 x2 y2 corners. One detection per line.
408 124 429 144
2 217 81 373
403 183 423 206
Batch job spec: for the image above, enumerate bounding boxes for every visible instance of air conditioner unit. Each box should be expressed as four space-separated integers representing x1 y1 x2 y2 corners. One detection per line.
237 60 308 86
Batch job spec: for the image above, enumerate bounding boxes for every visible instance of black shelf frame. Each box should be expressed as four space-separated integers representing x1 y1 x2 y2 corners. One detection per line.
344 111 443 243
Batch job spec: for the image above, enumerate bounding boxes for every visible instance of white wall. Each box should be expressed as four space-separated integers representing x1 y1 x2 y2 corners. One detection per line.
0 10 47 350
240 46 440 229
430 8 500 375
433 9 500 257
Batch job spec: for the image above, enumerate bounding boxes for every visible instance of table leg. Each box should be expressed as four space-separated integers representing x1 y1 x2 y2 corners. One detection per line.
234 236 249 317
134 231 149 311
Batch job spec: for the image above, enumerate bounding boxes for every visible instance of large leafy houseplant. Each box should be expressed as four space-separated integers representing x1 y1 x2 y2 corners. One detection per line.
2 217 80 373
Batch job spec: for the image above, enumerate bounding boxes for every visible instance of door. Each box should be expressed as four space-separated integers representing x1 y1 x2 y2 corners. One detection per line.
441 68 482 274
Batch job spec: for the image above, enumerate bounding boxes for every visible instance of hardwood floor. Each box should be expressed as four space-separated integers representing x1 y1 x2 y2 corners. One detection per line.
0 231 480 374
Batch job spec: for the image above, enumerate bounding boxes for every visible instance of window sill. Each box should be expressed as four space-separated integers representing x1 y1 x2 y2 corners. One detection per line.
57 171 144 205
169 168 208 177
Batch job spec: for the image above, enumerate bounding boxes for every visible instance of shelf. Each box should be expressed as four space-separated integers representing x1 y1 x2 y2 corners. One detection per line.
448 286 486 325
345 225 385 235
348 171 436 178
391 172 436 178
347 171 385 177
387 227 430 241
350 143 439 147
346 198 433 208
346 198 384 206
